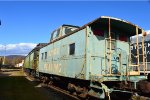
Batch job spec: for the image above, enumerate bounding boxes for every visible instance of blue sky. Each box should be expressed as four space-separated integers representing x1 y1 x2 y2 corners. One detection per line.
0 1 150 55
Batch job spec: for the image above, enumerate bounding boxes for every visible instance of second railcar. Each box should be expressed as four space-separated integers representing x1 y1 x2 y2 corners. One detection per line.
24 43 47 76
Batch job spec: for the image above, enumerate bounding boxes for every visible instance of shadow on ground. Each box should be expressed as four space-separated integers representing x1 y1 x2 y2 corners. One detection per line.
0 76 53 100
0 69 72 100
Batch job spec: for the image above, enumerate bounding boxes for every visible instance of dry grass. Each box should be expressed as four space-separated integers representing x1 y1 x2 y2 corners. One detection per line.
0 68 51 100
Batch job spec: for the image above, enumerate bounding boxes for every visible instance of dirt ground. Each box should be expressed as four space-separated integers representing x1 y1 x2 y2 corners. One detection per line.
0 68 24 77
0 68 54 100
2 68 149 100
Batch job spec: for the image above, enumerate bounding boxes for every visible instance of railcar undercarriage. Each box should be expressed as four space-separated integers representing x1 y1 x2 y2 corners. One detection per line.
37 72 150 100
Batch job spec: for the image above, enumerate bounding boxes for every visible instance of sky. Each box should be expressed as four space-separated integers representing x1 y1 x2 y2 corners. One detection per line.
0 1 150 55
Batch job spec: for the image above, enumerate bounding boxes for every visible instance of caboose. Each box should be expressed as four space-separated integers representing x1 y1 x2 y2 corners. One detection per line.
25 16 148 99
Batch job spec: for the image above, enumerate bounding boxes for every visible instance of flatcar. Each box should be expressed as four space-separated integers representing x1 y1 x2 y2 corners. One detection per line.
24 16 149 99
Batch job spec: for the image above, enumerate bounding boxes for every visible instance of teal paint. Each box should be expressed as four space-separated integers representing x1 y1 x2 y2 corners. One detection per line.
39 26 86 79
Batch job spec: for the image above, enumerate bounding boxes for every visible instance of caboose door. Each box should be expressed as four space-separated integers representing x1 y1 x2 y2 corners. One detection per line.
105 39 128 75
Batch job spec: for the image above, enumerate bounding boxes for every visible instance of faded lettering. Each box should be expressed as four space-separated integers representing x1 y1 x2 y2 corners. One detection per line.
44 63 61 74
48 48 59 56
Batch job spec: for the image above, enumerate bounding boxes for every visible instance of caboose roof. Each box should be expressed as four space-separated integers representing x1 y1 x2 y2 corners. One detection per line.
48 16 144 44
83 16 143 36
62 24 80 28
44 16 144 47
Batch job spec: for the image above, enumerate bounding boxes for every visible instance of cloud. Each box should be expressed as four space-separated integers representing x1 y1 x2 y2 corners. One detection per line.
131 30 150 38
146 30 150 34
0 43 37 56
131 30 150 43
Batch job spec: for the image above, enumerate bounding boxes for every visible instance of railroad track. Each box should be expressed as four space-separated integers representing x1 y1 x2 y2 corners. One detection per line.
25 73 150 100
41 83 80 100
25 73 81 100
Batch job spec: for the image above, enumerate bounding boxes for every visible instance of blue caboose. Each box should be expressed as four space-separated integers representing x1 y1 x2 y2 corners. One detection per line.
38 16 147 99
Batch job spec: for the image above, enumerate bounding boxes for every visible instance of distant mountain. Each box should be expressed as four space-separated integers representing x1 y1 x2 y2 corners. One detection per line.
0 55 25 66
6 55 25 59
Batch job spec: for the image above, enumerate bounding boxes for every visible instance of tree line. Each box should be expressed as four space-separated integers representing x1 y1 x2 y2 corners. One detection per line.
0 55 25 67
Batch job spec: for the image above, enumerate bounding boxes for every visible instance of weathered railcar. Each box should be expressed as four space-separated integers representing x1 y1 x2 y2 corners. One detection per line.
24 43 47 76
37 16 148 99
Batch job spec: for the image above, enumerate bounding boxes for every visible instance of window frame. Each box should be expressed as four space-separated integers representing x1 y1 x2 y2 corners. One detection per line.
41 53 44 60
45 52 47 59
69 43 75 55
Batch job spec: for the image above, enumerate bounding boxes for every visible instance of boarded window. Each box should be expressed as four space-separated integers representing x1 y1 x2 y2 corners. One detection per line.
45 52 47 59
69 43 75 55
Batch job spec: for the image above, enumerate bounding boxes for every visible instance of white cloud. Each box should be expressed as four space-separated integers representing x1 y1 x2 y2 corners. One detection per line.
0 43 37 56
146 30 150 34
131 30 150 39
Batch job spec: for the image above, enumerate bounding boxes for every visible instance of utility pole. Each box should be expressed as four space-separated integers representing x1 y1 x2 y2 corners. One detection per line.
1 19 6 65
0 20 1 70
3 45 6 65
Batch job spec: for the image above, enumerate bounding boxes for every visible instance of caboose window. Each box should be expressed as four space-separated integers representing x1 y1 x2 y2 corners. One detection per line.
69 43 75 55
45 52 47 59
41 53 44 60
51 29 60 40
65 27 72 34
64 27 77 34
